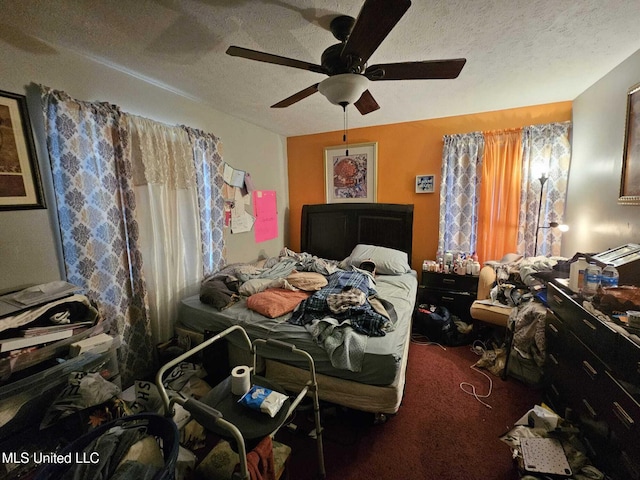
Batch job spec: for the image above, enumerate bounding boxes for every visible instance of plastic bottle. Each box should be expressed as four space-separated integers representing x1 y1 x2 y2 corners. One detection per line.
472 261 481 276
569 257 588 293
444 251 453 268
601 263 619 288
582 262 602 298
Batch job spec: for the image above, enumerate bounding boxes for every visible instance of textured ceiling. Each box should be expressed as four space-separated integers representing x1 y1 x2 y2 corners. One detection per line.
3 0 640 137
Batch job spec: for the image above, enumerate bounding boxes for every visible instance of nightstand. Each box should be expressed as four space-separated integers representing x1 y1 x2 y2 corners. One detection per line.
418 271 479 323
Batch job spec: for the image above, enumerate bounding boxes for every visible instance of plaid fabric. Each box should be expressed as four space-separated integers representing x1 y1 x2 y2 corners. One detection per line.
327 288 367 313
289 271 393 337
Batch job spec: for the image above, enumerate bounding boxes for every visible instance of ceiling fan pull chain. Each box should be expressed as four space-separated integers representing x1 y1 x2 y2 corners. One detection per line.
343 105 349 155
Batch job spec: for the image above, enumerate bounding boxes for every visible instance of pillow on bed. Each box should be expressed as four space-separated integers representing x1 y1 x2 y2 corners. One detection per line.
286 272 328 291
342 244 410 275
238 278 274 296
246 288 311 318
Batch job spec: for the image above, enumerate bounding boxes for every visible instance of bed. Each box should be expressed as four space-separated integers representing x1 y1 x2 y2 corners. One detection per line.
174 203 416 415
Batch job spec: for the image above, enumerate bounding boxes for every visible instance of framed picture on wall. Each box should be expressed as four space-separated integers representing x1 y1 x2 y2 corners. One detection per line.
620 82 640 205
324 142 377 203
416 174 435 193
0 90 45 210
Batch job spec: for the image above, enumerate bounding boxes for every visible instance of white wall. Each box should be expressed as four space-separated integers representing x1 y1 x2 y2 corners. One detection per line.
562 48 640 257
0 41 288 293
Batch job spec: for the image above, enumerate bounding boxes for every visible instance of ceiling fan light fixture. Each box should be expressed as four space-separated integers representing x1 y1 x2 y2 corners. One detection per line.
318 74 369 106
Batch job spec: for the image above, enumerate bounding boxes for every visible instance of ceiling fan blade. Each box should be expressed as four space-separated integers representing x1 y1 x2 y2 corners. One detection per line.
341 0 411 66
271 84 319 108
355 90 380 115
226 46 326 75
366 59 467 80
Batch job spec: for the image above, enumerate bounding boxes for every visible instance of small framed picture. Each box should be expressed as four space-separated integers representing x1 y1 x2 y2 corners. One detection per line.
416 174 435 193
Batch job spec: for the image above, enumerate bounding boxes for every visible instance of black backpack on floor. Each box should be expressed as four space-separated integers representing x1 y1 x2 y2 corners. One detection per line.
413 304 472 346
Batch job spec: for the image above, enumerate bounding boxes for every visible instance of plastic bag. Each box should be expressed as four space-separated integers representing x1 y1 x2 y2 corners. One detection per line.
238 385 287 418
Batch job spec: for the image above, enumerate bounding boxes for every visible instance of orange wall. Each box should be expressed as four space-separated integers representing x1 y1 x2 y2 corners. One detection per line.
287 101 572 272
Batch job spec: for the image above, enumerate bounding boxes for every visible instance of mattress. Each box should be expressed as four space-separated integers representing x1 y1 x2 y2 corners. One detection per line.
175 271 417 386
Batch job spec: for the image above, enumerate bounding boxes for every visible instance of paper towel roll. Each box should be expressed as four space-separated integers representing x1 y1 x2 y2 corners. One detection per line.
231 365 251 395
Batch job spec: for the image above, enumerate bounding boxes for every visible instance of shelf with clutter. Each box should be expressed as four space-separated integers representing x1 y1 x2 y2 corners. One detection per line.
0 281 110 384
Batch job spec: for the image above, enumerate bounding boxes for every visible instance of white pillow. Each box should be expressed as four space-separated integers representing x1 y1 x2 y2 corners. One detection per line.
238 278 273 296
343 244 410 275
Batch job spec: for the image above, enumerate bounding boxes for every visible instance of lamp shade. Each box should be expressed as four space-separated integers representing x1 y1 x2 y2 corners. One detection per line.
318 74 369 106
548 222 569 232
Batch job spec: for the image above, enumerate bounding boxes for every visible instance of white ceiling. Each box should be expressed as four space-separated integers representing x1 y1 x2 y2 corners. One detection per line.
4 0 640 137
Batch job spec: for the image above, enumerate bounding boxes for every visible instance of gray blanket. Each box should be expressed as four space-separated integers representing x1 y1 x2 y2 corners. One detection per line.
305 318 368 372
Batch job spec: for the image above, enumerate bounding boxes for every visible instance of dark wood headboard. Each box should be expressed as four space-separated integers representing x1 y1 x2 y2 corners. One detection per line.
300 203 414 263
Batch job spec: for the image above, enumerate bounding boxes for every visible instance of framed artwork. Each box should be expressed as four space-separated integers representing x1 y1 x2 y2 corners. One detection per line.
324 142 377 203
620 82 640 205
416 174 435 193
0 90 45 210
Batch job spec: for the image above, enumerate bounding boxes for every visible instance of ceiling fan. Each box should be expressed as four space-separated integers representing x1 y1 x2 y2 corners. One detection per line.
225 0 466 115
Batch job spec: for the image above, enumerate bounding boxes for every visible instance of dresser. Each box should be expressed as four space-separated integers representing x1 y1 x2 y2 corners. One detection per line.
418 271 478 322
545 281 640 479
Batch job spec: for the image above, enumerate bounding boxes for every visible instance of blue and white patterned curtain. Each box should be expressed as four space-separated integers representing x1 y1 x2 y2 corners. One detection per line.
41 88 227 385
183 126 226 277
438 133 484 255
41 88 154 385
439 122 571 259
518 122 572 257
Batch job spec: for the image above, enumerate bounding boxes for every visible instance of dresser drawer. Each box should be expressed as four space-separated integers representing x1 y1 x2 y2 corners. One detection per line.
567 331 608 387
603 372 640 448
566 332 610 421
544 352 574 415
545 328 583 412
617 333 640 386
547 283 617 365
418 287 475 320
545 311 566 353
545 311 572 412
421 272 478 294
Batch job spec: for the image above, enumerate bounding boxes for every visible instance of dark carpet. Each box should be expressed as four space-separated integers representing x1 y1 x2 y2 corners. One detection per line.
276 339 542 479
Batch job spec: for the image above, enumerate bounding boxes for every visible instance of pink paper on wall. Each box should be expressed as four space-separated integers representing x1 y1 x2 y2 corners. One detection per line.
253 190 278 243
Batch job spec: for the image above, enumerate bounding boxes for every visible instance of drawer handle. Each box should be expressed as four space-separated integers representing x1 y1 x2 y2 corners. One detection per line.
582 360 598 379
442 278 456 285
548 324 559 335
551 384 559 397
549 353 559 366
582 318 597 331
582 398 597 419
613 402 635 430
582 436 596 458
441 296 455 301
552 294 563 304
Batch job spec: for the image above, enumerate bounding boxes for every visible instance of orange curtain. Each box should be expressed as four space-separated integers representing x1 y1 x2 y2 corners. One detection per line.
475 129 523 264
